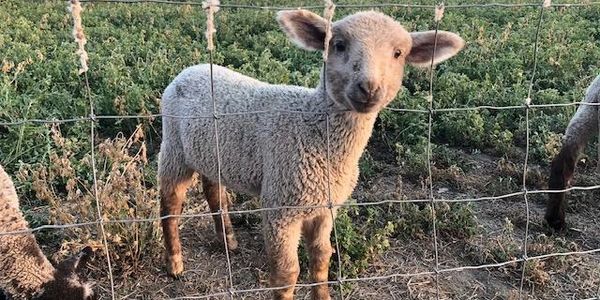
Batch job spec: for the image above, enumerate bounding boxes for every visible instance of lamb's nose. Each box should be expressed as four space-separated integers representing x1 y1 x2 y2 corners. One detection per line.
357 80 380 101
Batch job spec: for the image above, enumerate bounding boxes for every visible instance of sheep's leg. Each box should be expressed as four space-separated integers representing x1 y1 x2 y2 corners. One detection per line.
201 175 238 251
159 164 193 277
264 218 302 300
302 213 333 300
546 102 598 231
546 143 579 231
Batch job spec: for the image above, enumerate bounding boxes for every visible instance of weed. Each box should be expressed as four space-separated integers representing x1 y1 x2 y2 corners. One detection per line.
17 124 161 274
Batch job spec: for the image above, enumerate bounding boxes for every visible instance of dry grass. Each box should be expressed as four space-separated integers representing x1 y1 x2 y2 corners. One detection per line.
18 124 162 276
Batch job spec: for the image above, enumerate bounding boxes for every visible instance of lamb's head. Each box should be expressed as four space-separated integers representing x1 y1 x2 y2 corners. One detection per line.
37 247 95 300
277 10 465 113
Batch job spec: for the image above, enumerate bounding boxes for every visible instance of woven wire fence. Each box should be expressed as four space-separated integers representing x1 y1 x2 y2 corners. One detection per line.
2 0 600 299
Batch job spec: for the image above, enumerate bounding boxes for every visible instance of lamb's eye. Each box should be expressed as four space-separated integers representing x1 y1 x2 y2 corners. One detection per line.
393 49 402 59
334 41 346 52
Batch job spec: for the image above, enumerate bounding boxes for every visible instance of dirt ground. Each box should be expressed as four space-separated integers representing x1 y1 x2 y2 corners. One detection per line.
92 143 600 300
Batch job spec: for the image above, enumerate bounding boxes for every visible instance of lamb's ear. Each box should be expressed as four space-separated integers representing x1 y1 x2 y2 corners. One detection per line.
276 10 327 51
406 30 465 68
57 246 94 273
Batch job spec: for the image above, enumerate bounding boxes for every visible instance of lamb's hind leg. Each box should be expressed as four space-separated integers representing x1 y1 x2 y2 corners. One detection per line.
546 143 579 231
159 156 194 277
202 175 238 250
302 213 333 300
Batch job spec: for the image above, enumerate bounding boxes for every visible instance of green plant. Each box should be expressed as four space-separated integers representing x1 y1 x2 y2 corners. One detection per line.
332 205 396 279
394 202 479 240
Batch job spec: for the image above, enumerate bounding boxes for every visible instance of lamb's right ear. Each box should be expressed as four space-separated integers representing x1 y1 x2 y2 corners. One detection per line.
276 10 327 51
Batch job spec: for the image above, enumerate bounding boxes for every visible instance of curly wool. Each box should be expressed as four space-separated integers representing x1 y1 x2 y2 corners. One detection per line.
0 165 55 300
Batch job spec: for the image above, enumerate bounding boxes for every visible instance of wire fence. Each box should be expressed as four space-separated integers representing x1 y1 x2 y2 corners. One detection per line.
2 0 600 299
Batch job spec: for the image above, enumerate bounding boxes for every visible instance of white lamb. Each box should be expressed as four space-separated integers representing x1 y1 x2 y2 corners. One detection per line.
0 164 95 300
158 9 464 299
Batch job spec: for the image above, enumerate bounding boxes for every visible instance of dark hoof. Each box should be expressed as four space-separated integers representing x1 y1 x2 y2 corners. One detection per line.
210 234 239 254
545 215 566 232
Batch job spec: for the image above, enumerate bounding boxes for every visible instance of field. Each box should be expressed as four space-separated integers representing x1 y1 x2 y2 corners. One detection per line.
1 0 600 299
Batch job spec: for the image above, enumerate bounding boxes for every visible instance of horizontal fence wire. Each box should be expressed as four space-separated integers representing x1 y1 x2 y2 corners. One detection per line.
3 101 600 126
78 0 600 9
163 245 600 299
2 1 600 299
1 184 600 237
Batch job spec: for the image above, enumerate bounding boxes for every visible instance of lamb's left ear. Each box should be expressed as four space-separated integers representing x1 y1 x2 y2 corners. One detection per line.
407 30 465 68
276 9 327 51
57 246 94 273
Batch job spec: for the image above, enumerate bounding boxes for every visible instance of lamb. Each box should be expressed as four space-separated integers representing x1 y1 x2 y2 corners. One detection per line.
158 9 464 299
546 74 600 231
0 164 95 300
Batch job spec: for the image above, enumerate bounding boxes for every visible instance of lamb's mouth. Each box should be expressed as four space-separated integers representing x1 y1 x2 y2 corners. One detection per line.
345 94 379 113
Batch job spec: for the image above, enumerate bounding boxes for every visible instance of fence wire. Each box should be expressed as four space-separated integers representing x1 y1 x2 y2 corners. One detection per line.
78 0 600 9
69 0 116 299
203 0 236 297
5 101 600 127
322 2 346 298
2 0 600 299
426 3 443 299
518 1 547 299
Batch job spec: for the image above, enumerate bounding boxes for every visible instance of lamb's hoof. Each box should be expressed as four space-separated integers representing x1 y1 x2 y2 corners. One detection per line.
545 215 566 233
216 233 239 252
167 255 184 278
225 233 239 251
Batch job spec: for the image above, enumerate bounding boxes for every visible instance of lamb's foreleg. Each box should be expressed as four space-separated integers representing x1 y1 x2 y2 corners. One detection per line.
302 212 334 300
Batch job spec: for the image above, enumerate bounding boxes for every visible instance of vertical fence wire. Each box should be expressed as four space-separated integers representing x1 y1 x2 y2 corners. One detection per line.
518 1 547 298
87 73 117 300
68 1 116 299
322 1 345 298
203 0 236 297
426 3 444 299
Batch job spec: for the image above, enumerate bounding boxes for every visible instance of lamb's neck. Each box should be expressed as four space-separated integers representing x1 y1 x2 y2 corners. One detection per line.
310 85 378 167
326 110 377 166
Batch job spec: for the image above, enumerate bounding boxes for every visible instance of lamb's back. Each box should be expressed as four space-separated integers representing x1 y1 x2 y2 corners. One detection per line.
564 75 600 146
160 64 319 195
